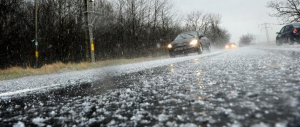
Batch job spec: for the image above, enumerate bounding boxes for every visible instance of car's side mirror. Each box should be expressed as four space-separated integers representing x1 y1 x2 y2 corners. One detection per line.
199 35 204 38
276 32 280 34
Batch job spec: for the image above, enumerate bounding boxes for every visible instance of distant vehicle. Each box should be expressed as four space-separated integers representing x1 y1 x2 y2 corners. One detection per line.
276 23 300 46
225 43 237 49
167 31 211 57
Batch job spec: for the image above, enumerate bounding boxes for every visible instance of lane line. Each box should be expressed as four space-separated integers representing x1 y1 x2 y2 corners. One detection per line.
0 84 61 97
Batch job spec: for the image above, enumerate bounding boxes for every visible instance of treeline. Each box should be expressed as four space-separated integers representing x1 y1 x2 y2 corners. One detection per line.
0 0 230 69
239 34 255 46
184 11 230 46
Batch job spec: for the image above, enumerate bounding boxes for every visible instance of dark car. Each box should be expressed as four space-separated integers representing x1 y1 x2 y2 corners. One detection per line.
276 23 300 46
167 31 211 57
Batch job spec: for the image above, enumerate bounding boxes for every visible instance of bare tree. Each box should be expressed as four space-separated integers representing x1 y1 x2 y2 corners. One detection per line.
0 0 222 68
100 0 177 58
0 0 35 68
184 11 230 47
267 0 300 23
239 34 255 46
206 14 231 46
185 11 210 33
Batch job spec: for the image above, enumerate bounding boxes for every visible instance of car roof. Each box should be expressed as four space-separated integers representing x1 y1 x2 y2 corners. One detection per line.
181 31 204 35
182 31 198 34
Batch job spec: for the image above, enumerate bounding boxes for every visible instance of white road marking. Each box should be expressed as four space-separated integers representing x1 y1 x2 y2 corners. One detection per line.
0 84 61 97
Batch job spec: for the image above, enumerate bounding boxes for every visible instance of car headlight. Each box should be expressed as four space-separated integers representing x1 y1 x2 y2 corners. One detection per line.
167 44 172 49
190 40 198 46
225 45 229 49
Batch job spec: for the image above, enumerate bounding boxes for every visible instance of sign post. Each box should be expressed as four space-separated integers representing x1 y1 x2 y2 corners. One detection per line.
34 0 39 68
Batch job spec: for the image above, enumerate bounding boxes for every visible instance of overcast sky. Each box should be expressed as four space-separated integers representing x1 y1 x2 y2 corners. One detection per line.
174 0 283 43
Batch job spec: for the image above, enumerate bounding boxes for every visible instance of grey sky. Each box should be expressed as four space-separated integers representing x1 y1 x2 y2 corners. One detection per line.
174 0 283 43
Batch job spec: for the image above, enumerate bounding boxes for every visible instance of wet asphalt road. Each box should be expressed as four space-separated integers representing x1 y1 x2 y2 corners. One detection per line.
1 47 300 127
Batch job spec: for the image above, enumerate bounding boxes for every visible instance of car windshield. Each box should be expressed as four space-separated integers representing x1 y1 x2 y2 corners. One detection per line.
292 23 300 28
174 32 198 40
1 0 300 127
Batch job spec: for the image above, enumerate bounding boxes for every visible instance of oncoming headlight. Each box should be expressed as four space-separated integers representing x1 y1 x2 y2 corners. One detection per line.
167 44 172 49
190 40 198 46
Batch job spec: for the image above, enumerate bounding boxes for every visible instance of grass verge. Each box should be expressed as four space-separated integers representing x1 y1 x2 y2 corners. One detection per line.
0 56 168 81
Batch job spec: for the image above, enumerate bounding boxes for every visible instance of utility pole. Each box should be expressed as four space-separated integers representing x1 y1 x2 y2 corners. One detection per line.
34 0 39 68
83 0 90 61
84 0 95 63
88 1 95 63
259 23 272 43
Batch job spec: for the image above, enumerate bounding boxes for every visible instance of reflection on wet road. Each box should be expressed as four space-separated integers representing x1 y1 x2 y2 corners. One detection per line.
1 48 300 126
